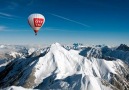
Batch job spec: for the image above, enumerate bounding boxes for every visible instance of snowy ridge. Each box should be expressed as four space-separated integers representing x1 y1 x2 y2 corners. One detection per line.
3 86 34 90
0 43 129 90
79 44 129 63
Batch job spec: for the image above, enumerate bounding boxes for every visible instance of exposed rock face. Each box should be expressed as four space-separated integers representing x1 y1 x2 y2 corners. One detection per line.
116 44 129 52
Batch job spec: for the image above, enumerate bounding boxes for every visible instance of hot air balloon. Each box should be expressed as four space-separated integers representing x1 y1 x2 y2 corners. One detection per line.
28 13 45 35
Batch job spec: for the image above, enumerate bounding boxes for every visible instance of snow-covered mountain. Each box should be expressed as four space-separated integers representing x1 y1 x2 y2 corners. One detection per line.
0 43 129 90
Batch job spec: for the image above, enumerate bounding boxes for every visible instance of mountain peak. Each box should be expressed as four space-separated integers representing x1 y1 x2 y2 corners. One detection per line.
50 42 62 49
51 42 61 47
50 42 65 52
116 44 129 51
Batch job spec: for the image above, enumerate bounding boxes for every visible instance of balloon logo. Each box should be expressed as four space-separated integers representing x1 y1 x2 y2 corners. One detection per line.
28 13 45 35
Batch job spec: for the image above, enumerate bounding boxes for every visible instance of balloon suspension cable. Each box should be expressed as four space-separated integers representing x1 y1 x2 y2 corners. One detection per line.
35 33 37 36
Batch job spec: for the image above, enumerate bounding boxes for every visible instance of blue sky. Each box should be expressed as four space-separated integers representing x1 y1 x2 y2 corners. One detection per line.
0 0 129 45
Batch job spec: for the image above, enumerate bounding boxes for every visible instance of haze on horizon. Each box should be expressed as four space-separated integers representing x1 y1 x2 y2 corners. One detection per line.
0 0 129 46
